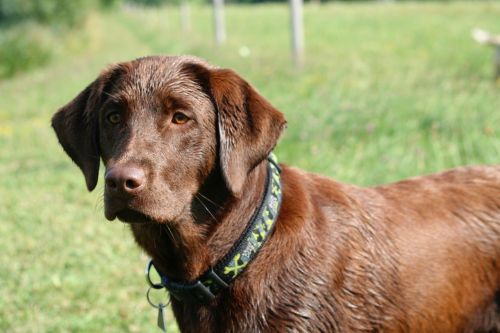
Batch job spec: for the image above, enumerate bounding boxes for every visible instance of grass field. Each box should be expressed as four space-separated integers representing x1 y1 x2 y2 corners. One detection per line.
1 2 499 332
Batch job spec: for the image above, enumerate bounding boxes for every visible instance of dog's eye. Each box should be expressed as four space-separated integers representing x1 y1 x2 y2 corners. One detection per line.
172 112 189 125
107 112 122 124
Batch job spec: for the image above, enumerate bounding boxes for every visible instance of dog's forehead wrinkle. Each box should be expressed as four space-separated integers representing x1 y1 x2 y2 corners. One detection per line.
118 63 210 114
118 61 173 99
107 93 125 104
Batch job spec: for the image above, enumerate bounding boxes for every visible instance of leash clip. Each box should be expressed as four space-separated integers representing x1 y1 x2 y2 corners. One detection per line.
146 287 171 332
145 261 170 332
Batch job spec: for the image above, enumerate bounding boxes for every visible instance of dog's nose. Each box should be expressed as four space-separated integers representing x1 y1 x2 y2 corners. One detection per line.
105 166 146 195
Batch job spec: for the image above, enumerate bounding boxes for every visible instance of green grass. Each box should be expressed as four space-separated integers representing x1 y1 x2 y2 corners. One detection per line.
1 2 499 332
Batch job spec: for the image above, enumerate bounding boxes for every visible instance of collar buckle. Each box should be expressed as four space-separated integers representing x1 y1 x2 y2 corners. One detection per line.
164 278 215 303
162 268 228 304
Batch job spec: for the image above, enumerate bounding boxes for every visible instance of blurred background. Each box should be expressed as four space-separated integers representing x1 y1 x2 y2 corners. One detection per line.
1 0 499 332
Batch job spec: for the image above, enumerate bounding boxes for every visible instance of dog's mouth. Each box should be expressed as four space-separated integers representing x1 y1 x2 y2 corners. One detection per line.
115 208 156 224
104 193 189 224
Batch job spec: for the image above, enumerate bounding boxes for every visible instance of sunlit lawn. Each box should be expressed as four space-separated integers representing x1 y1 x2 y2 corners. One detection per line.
1 2 499 332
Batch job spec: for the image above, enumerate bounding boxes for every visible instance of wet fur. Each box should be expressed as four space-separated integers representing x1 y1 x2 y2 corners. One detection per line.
52 55 500 332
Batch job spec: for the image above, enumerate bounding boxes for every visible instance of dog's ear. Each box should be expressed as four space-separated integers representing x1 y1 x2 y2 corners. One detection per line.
51 65 126 191
210 69 287 196
184 63 287 196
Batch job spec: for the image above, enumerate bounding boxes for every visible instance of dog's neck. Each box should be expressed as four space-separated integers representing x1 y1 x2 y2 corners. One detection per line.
130 160 268 282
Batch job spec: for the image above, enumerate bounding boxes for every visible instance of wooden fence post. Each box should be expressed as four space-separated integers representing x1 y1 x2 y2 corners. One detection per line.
180 0 190 33
472 28 500 81
213 0 226 46
290 0 304 67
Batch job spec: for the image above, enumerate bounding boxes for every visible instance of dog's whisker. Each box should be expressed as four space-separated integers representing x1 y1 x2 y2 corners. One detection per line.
152 228 158 250
197 192 223 209
94 191 105 213
164 224 178 247
195 195 218 223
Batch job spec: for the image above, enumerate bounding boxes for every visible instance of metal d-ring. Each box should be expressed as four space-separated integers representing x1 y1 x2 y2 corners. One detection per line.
146 286 171 309
145 260 164 290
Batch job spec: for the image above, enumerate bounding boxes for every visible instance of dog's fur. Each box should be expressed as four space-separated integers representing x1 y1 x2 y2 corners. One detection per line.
52 55 500 332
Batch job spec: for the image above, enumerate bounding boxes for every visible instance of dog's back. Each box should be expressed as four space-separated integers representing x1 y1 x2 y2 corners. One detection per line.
278 165 500 332
373 166 500 332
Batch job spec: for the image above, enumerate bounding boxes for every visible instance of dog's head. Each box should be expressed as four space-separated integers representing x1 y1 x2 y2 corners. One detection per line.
52 56 286 224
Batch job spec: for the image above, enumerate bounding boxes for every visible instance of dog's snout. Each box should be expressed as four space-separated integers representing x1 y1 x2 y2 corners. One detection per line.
105 166 146 195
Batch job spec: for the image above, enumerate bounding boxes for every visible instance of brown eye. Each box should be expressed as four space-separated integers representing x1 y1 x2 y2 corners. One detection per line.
172 112 189 125
107 112 121 124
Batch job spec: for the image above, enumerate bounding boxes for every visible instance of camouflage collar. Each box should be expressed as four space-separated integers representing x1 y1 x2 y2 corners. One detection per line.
146 154 283 304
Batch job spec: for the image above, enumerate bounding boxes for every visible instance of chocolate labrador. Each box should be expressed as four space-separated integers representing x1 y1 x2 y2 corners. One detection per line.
52 55 500 332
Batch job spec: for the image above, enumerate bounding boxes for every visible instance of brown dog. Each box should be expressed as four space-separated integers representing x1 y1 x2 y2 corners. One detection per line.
52 55 500 332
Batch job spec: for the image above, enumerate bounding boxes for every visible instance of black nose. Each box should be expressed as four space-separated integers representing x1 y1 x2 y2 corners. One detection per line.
105 166 146 195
